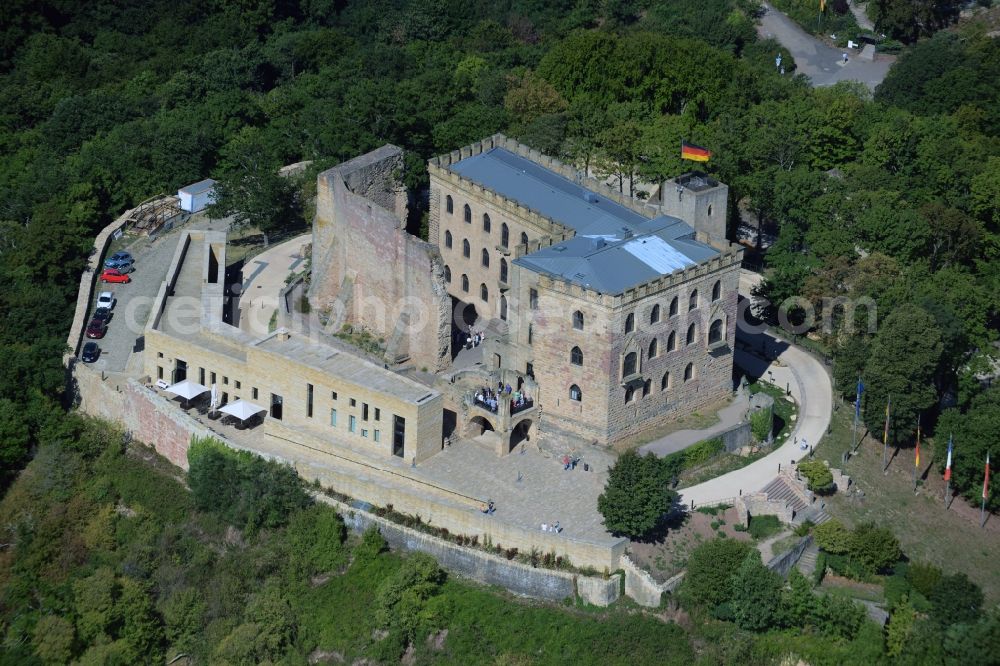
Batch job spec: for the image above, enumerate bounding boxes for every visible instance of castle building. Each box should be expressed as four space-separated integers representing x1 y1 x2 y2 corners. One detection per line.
428 135 743 446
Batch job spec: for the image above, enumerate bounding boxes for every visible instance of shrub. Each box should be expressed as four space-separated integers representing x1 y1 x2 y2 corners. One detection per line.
813 551 827 585
598 451 677 538
929 573 983 627
849 522 901 574
374 553 446 641
355 526 388 561
750 408 772 442
286 504 347 577
681 538 754 609
798 460 835 493
906 561 943 597
747 514 782 540
813 519 852 554
730 552 783 631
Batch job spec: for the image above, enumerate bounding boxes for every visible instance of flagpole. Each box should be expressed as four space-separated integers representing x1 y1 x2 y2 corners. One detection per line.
882 396 891 473
851 376 859 454
913 413 920 492
944 433 952 507
982 451 991 528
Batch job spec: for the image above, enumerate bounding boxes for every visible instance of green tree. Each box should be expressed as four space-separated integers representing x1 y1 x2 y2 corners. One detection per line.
929 573 983 627
374 553 446 641
730 552 783 631
849 522 901 574
886 596 917 657
117 578 164 664
597 451 677 539
681 538 754 609
286 504 347 578
862 303 943 446
813 519 852 554
73 567 119 644
32 615 75 665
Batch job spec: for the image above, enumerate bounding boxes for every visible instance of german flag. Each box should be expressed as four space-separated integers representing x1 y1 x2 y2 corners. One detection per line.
681 141 712 162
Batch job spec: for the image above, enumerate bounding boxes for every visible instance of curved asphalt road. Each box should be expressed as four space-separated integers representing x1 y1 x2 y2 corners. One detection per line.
759 2 894 90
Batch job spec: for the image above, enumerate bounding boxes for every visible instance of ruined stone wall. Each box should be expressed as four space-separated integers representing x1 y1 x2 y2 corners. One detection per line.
310 146 451 372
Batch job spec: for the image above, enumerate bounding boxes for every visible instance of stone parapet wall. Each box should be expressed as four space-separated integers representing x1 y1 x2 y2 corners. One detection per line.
621 555 685 607
765 535 813 578
736 492 795 527
317 493 621 607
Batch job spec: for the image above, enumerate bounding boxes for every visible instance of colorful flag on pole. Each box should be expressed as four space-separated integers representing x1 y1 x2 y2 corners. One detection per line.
855 378 864 420
984 452 991 501
883 397 891 445
915 420 921 469
820 0 826 11
681 141 712 162
943 435 953 481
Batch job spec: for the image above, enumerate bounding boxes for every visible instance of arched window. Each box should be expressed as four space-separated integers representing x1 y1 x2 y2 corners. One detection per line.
520 232 528 247
667 331 676 351
500 258 508 283
686 323 697 345
445 230 453 249
463 203 471 223
444 265 451 283
483 213 491 233
648 338 658 359
707 204 713 217
481 248 490 268
500 295 507 320
650 304 660 324
480 283 489 302
669 296 678 316
689 290 698 311
570 346 583 366
623 352 637 378
573 310 584 330
624 313 635 334
461 274 469 292
661 371 670 391
624 386 635 404
501 223 509 248
709 319 724 344
684 363 694 381
446 195 453 214
570 384 582 402
643 379 651 397
462 239 470 258
712 280 721 302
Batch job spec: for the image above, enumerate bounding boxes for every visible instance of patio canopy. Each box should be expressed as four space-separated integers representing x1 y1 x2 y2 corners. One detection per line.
219 399 267 421
165 379 209 400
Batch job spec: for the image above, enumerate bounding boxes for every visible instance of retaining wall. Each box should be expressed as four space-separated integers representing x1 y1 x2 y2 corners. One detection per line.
765 535 814 578
620 555 684 607
318 493 621 606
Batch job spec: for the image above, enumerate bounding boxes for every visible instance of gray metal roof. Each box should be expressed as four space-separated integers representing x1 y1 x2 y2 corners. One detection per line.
449 148 650 236
179 178 216 195
449 147 720 294
514 218 718 294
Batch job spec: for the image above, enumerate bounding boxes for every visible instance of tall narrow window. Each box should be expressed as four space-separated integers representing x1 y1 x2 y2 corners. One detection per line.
483 213 491 233
501 223 509 248
462 239 470 258
643 379 651 397
684 363 694 381
569 384 582 401
709 319 724 344
623 352 637 378
667 331 676 351
461 274 469 292
625 313 635 334
687 323 697 345
625 387 635 403
306 383 314 418
528 324 533 345
500 295 507 320
330 408 337 426
520 232 528 246
349 415 356 432
481 248 490 268
362 403 369 421
650 304 660 324
445 230 452 248
669 297 678 316
661 371 670 391
573 310 584 330
446 195 453 214
648 338 658 359
444 265 451 282
480 283 489 302
392 415 405 457
463 203 471 223
689 290 699 311
570 346 583 366
712 280 721 301
529 288 538 310
500 258 508 283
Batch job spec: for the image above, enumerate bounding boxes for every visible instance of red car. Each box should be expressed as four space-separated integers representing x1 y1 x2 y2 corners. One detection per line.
100 268 131 284
86 317 107 339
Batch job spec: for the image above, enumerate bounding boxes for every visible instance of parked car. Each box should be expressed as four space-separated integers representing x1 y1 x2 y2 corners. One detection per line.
97 291 115 310
92 307 112 324
104 251 134 269
100 269 131 283
86 317 107 339
81 342 101 363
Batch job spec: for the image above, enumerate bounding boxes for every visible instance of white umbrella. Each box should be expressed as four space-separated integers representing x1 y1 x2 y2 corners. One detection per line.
219 399 266 421
210 383 218 414
165 379 209 401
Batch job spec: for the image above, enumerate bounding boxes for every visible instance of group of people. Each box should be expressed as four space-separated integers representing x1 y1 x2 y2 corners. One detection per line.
540 521 561 533
473 382 532 414
479 499 496 514
465 329 485 349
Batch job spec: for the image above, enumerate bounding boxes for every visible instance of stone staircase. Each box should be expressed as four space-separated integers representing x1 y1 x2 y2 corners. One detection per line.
796 541 820 578
760 473 831 525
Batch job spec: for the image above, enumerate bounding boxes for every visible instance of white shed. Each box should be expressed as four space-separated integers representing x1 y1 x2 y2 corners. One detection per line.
177 178 217 213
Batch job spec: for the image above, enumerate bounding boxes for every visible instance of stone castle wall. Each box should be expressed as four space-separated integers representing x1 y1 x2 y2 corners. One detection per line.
310 146 451 372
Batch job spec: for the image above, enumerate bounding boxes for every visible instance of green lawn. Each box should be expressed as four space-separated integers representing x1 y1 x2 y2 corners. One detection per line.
813 402 1000 603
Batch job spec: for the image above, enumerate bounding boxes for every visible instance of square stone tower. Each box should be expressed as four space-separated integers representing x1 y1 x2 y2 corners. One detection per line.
659 172 729 250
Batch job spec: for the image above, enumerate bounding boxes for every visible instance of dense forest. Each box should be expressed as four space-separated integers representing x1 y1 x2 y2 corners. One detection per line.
0 0 999 660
